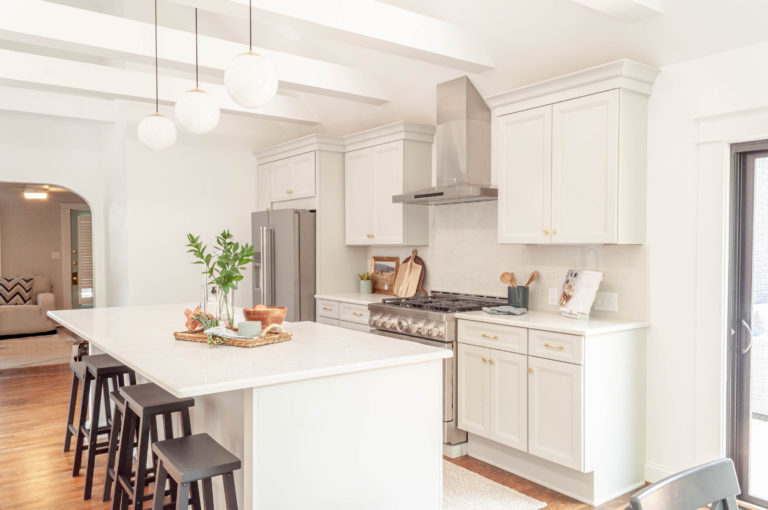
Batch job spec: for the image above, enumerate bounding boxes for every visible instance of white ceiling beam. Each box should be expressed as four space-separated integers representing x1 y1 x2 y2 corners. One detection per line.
0 0 388 104
569 0 663 21
0 49 320 124
0 85 115 123
169 0 494 72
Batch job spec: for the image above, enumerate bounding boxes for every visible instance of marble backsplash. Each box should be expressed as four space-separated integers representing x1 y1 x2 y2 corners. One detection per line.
366 201 647 320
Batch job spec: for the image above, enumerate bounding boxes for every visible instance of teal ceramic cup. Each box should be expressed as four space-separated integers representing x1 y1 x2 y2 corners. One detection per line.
238 321 262 337
507 287 529 309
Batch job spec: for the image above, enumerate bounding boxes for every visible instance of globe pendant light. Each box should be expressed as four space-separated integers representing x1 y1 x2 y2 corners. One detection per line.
224 0 278 108
138 0 177 150
175 9 220 134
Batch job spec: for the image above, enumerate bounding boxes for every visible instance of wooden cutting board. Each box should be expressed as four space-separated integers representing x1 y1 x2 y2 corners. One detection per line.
402 254 427 297
394 250 423 297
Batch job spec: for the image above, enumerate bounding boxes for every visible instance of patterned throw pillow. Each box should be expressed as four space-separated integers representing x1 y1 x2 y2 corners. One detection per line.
0 277 34 305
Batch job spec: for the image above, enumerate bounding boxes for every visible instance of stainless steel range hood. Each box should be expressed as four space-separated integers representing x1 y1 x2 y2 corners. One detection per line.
393 76 496 205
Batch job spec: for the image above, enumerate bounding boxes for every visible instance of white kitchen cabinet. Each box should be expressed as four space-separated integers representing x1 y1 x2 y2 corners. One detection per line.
490 350 528 451
527 355 584 471
343 122 433 246
495 85 650 245
316 316 339 327
256 162 271 211
457 343 490 437
270 151 316 203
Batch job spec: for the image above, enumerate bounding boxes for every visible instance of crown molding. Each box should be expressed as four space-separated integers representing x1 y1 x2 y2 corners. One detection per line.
486 59 660 114
255 134 346 163
343 121 435 152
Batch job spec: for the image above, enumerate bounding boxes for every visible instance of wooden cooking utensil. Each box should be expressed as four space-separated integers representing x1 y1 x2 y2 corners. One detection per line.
500 272 515 287
525 271 539 287
403 250 423 297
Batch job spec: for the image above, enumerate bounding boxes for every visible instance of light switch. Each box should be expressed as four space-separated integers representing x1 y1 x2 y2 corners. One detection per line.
51 251 61 260
548 288 559 306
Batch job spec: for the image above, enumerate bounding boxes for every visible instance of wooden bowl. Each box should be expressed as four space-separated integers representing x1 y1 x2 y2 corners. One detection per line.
243 306 287 326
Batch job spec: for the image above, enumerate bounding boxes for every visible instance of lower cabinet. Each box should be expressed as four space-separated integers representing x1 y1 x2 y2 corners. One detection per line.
457 344 527 451
316 298 372 332
527 355 584 470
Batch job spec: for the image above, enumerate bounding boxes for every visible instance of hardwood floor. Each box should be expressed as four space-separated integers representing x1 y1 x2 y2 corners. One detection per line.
0 363 633 509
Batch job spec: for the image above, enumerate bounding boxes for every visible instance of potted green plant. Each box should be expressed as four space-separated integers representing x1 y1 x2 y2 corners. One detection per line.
358 272 372 294
186 230 255 329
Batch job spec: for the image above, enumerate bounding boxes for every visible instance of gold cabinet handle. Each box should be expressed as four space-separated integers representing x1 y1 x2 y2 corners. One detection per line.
482 357 487 363
542 229 549 235
527 367 533 373
286 189 294 195
352 312 364 317
481 333 498 340
544 343 565 350
322 306 333 311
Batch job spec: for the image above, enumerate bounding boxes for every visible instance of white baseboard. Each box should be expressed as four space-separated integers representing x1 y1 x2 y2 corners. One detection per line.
644 462 677 483
443 442 468 458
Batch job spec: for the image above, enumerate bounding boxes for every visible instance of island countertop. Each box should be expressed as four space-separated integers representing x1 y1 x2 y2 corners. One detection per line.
48 304 451 398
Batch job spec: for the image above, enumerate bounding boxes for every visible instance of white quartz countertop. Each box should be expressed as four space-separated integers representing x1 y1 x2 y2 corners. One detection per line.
455 310 649 336
314 293 388 305
49 305 450 398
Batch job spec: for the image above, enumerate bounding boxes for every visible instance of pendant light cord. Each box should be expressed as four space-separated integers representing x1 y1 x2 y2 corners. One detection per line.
154 0 159 113
249 0 252 52
195 8 199 88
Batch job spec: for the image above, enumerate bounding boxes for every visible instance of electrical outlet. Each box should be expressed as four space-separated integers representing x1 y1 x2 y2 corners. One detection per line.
51 251 61 260
594 292 618 312
548 288 559 306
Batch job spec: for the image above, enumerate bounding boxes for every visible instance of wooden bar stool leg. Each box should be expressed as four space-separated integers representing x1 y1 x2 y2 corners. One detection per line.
152 460 168 510
63 372 79 452
223 472 238 510
132 415 152 510
84 376 105 500
72 374 92 476
175 482 190 510
202 478 214 510
162 413 178 504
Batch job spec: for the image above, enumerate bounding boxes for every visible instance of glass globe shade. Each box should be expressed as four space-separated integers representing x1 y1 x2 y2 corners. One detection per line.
224 52 278 108
137 113 177 150
175 89 220 134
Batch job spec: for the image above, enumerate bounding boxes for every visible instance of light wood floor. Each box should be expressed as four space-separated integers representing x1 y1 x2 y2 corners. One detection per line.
0 363 633 509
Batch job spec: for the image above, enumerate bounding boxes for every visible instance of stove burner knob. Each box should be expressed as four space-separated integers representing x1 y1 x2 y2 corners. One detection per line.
431 325 445 338
375 315 387 327
369 314 379 327
422 323 435 336
386 317 398 329
411 321 425 334
396 318 411 332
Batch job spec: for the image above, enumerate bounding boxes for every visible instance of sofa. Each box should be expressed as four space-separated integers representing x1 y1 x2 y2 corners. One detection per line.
0 275 57 336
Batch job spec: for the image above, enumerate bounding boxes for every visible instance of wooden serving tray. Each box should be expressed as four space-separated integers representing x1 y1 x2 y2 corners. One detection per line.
173 323 292 348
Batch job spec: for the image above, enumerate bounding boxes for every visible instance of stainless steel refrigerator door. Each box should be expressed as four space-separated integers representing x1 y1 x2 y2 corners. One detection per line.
297 210 316 321
251 211 274 307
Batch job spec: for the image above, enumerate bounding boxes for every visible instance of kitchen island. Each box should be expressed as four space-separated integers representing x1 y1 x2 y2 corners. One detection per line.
49 305 450 510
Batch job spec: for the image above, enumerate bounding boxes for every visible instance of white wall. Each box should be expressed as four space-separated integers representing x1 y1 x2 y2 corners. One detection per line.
0 98 259 312
644 40 768 481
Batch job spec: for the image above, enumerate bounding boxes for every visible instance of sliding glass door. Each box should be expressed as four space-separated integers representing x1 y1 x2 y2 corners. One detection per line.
730 144 768 507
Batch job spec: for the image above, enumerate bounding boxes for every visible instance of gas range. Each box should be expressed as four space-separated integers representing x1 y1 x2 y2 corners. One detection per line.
368 291 506 343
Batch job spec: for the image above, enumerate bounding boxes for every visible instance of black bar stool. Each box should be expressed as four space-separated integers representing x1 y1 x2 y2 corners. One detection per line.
63 360 87 452
152 433 241 510
72 354 136 500
113 383 200 510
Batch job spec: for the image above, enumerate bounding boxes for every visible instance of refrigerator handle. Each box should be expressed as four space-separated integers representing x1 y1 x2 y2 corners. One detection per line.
260 226 275 306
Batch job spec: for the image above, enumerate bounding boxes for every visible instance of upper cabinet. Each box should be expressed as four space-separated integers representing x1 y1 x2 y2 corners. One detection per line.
270 152 316 203
490 59 659 245
343 122 434 246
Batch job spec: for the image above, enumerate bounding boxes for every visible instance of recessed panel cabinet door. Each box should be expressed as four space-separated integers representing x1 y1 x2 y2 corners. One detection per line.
345 149 373 245
289 152 316 200
497 105 552 244
270 158 293 202
370 141 405 245
551 90 619 243
528 356 584 471
457 343 490 437
257 162 271 211
490 350 527 451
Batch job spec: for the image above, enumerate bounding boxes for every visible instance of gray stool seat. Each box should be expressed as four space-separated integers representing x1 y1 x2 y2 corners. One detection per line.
84 354 133 376
153 434 242 483
151 434 241 510
120 383 195 415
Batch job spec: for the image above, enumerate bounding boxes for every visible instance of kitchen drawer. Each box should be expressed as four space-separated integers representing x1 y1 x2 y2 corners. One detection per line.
340 320 370 332
457 320 527 355
317 299 339 319
317 316 339 327
339 303 370 325
529 329 584 365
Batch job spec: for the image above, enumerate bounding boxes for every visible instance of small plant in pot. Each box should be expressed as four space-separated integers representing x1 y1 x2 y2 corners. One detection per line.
186 230 255 329
358 272 372 294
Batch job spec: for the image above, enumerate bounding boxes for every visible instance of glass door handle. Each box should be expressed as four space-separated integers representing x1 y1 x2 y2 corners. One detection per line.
741 319 754 354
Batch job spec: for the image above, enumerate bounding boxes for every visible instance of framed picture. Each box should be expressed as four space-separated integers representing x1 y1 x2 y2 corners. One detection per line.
370 256 400 295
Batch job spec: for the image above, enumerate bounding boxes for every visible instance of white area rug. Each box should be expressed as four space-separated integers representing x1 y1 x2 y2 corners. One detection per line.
0 330 78 369
444 461 546 510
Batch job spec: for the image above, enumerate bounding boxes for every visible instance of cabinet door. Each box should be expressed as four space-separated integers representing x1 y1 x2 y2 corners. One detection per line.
489 350 527 451
345 149 373 245
289 152 316 200
528 356 584 470
316 316 340 327
551 90 619 243
270 157 294 202
497 105 552 244
257 162 271 211
370 141 404 245
457 343 490 438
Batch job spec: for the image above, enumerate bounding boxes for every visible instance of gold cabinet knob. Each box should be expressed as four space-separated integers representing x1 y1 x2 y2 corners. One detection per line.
527 367 533 373
542 229 549 235
482 357 487 363
551 229 557 234
488 359 494 365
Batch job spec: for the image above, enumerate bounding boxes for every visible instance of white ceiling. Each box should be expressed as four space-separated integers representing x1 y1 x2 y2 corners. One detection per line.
8 0 768 149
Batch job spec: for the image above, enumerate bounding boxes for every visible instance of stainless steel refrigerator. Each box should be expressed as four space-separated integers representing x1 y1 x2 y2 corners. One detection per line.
251 209 316 322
